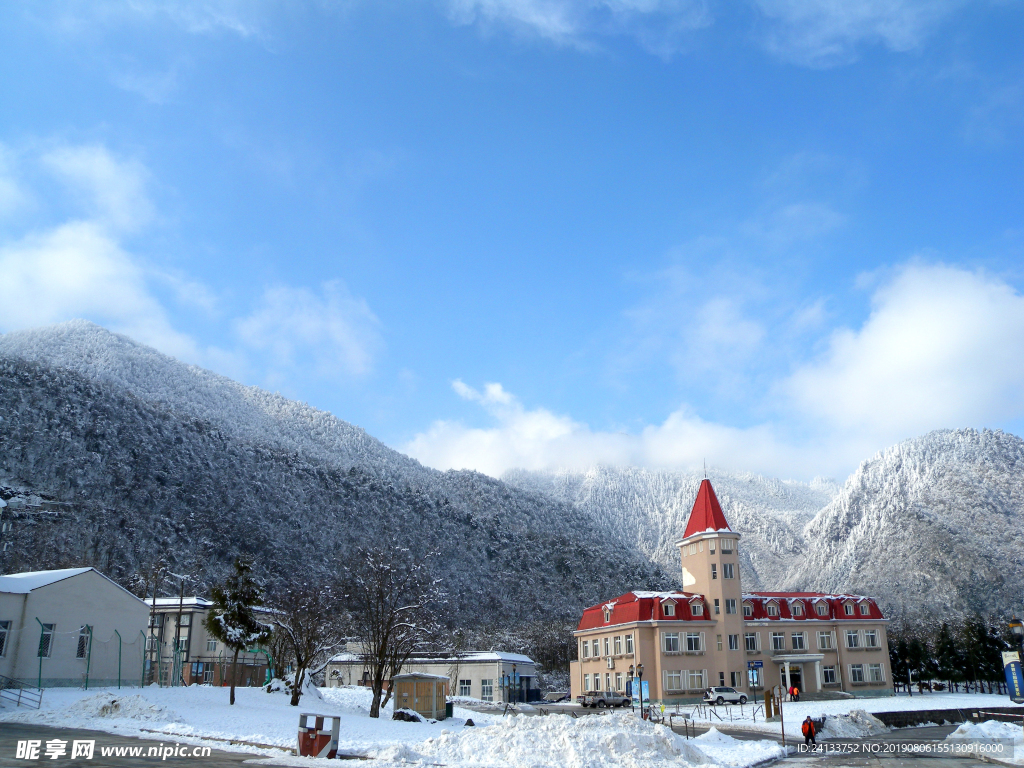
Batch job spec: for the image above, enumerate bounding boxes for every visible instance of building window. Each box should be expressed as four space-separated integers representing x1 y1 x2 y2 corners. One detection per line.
816 603 828 616
822 666 837 684
177 637 188 652
605 673 612 691
711 564 718 580
817 631 833 650
592 639 600 657
0 621 9 657
149 613 162 628
582 640 590 659
791 632 805 650
76 626 92 659
687 670 705 690
38 624 55 658
743 603 752 617
728 634 739 651
615 672 623 690
725 599 737 614
179 614 191 627
730 671 741 687
864 630 878 648
603 607 611 623
766 603 779 616
583 674 590 691
663 602 675 617
686 633 702 652
481 679 494 701
859 603 870 616
844 603 854 616
846 630 860 649
604 638 611 657
744 633 758 651
625 634 634 654
717 634 723 651
709 540 716 554
664 670 682 691
770 632 785 651
723 563 735 579
662 632 681 653
691 602 703 617
147 636 159 652
719 671 726 686
614 636 622 655
868 664 884 683
459 680 471 697
850 664 865 683
207 639 217 652
714 599 720 615
721 539 734 554
792 603 804 616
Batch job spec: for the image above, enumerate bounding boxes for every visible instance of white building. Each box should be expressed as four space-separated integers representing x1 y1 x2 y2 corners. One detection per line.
0 568 149 688
325 650 539 703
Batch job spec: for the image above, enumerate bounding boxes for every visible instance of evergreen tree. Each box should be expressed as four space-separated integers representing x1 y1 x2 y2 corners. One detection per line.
205 557 272 705
934 623 962 691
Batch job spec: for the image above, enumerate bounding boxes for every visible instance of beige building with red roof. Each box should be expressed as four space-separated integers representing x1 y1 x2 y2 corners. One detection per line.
570 479 892 704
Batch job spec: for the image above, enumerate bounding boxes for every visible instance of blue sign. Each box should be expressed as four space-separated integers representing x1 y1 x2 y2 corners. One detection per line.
1003 652 1024 704
630 677 641 706
641 680 649 701
747 660 763 669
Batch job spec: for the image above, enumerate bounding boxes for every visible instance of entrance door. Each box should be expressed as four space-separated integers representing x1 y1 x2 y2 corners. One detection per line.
781 667 803 692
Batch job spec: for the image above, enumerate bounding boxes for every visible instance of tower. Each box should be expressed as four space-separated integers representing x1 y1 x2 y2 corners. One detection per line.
676 479 745 688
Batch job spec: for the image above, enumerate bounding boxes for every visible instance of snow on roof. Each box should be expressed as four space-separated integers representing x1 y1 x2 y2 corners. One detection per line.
146 596 214 608
462 651 535 664
0 567 95 593
630 591 692 600
328 650 536 665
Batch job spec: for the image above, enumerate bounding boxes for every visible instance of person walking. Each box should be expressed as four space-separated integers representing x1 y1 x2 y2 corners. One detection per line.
793 685 800 702
802 716 817 747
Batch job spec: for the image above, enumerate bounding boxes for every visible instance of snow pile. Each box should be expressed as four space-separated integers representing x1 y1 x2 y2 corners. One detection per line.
947 720 1024 744
375 712 778 768
64 693 177 722
690 727 786 766
818 710 889 739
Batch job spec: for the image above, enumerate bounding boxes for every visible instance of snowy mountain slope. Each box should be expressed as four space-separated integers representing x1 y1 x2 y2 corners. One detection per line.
0 324 670 638
0 321 431 484
786 429 1024 622
503 466 838 590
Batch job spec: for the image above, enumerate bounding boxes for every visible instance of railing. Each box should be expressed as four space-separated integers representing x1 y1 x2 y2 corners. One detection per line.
0 674 43 709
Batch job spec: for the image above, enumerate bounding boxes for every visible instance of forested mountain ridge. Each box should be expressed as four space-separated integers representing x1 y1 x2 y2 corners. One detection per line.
0 322 671 649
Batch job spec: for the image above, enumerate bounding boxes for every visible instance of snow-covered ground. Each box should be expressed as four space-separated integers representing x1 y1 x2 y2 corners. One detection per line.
946 720 1024 765
652 692 1024 740
0 685 783 767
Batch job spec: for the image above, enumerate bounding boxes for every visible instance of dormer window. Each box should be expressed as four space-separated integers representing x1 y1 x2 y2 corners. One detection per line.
603 607 611 623
766 603 779 617
690 602 703 617
792 603 804 616
816 603 828 616
844 603 854 616
663 602 676 617
859 603 870 616
743 602 752 617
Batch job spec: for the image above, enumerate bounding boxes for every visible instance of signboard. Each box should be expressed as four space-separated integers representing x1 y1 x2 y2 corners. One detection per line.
641 680 649 703
747 660 763 669
631 677 640 707
1003 651 1024 704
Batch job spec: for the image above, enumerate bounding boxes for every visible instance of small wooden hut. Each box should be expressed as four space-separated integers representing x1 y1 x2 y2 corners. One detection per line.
392 673 448 720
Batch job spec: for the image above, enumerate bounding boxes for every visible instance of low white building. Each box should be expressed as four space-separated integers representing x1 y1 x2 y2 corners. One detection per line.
325 650 539 703
0 568 149 688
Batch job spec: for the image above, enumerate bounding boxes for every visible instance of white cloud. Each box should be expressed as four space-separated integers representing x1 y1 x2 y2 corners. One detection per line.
234 281 382 379
407 263 1024 480
783 262 1024 441
42 145 154 232
445 0 711 55
752 0 966 66
0 221 198 359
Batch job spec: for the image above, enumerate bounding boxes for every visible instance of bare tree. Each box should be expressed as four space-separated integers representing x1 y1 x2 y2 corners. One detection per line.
344 546 444 718
270 580 348 706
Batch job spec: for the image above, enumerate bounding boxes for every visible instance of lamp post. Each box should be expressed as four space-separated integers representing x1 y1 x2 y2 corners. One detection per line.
1010 617 1023 654
512 663 517 705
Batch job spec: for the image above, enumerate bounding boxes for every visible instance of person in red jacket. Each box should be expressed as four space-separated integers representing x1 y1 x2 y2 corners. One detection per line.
802 716 817 746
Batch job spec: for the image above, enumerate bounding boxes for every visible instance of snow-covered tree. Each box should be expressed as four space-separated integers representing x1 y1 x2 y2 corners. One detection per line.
205 557 272 705
270 580 347 706
345 546 444 718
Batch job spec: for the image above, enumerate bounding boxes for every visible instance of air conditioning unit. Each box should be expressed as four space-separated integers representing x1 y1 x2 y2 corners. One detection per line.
606 657 615 669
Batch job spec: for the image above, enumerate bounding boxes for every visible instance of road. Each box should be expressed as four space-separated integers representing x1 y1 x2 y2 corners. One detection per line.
0 723 282 767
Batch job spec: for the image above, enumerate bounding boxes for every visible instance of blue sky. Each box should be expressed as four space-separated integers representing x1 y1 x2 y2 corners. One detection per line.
1 1 1023 481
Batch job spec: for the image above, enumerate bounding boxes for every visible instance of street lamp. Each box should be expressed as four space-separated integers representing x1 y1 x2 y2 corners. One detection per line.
631 663 645 718
1010 617 1023 651
512 663 517 705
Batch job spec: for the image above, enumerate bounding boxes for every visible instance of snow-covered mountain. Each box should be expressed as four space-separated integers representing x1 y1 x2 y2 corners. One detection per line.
787 428 1024 623
0 322 670 641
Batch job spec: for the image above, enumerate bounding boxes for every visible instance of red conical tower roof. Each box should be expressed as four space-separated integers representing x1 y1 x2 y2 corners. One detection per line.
682 479 731 538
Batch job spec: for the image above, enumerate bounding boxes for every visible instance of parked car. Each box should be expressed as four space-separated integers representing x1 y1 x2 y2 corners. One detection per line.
703 686 747 705
575 690 631 708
